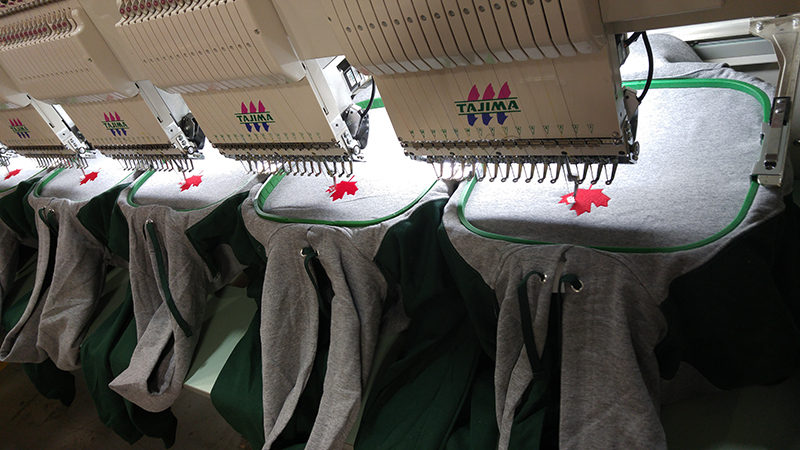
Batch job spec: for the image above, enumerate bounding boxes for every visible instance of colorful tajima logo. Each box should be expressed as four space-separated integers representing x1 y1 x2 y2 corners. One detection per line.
235 101 274 132
454 82 520 126
103 112 129 136
9 119 30 138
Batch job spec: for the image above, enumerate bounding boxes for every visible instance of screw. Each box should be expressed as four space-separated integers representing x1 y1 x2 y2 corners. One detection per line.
793 139 800 147
254 29 260 35
756 22 764 31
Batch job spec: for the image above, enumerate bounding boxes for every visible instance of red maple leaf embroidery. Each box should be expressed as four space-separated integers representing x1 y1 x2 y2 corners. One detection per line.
559 184 610 216
326 176 358 201
4 169 20 180
80 171 99 185
180 174 203 191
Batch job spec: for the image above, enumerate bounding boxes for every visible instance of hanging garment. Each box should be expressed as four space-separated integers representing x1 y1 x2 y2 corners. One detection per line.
107 151 258 413
440 34 800 450
0 156 132 369
79 189 180 448
228 107 489 450
0 163 76 407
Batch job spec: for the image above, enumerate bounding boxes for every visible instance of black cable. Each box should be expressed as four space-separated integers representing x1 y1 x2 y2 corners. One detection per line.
360 77 376 118
637 31 653 103
623 32 641 47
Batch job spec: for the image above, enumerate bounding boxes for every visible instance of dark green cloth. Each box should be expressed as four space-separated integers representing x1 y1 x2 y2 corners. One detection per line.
76 183 131 251
80 282 178 448
656 195 800 388
355 199 496 450
0 177 41 240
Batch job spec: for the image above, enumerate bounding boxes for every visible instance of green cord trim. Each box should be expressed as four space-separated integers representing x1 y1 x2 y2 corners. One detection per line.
145 221 193 338
127 170 256 211
459 77 767 254
623 78 771 122
0 168 47 194
355 98 385 110
253 172 438 227
33 168 65 197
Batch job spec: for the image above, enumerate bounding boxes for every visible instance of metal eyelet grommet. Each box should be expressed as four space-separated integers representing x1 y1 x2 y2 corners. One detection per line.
569 280 584 293
539 273 548 283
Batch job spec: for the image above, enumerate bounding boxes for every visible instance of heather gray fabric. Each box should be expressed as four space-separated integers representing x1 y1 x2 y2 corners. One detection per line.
622 33 726 81
108 162 257 413
241 147 446 450
465 37 773 247
443 36 791 449
131 149 254 210
260 113 436 222
0 157 42 192
0 156 132 368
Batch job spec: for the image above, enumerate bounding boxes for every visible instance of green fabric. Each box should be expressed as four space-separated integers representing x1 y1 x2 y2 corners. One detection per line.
438 223 499 359
80 282 178 448
76 183 131 249
356 199 495 450
186 198 266 303
210 307 265 450
184 191 248 277
444 354 499 450
656 196 800 389
21 358 76 407
107 201 130 262
81 283 143 444
0 177 42 239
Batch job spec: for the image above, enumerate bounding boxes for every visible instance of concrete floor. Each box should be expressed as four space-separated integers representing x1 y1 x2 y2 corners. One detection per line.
0 362 248 450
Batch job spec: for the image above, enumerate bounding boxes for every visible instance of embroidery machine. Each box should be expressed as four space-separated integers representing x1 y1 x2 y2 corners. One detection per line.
0 0 367 177
0 59 89 169
0 0 207 173
272 0 799 193
0 0 797 191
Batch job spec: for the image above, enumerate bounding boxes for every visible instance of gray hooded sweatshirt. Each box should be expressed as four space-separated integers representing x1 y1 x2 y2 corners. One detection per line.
108 151 258 413
0 155 132 368
238 121 446 450
442 34 791 449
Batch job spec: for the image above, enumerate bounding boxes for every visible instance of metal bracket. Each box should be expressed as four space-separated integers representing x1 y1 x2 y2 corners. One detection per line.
28 97 88 155
135 80 198 156
750 14 800 187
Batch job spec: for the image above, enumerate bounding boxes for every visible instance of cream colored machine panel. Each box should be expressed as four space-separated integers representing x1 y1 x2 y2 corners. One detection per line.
0 105 63 148
115 0 304 92
182 81 350 174
0 0 136 102
60 97 170 149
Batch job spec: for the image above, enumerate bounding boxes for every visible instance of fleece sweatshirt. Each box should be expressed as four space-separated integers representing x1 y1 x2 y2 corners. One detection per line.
441 34 798 449
108 151 258 413
232 115 467 450
0 155 132 368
